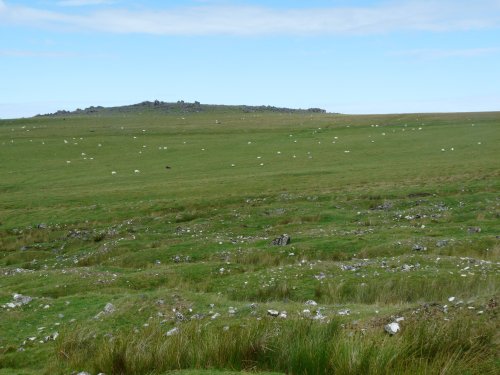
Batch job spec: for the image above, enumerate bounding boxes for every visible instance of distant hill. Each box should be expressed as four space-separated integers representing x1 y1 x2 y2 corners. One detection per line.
36 100 327 117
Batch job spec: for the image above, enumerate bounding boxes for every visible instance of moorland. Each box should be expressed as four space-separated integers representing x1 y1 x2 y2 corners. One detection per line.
0 102 498 374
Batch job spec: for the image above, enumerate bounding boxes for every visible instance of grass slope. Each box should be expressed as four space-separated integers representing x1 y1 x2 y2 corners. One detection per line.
0 109 499 374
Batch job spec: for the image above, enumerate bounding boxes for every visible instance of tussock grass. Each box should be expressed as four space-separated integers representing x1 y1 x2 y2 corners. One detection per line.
315 274 497 305
56 311 498 375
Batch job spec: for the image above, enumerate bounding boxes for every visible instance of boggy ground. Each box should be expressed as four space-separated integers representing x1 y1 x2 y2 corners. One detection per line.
0 109 498 374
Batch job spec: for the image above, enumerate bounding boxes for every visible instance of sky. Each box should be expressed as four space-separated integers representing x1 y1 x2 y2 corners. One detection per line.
0 0 499 118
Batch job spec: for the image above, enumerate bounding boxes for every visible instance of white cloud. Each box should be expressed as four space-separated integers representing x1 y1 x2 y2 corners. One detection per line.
391 47 500 59
0 0 499 36
57 0 115 6
0 49 115 58
0 49 77 57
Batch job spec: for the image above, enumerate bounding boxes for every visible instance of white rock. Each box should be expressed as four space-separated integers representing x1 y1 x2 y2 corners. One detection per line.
304 300 318 306
395 317 405 322
166 327 179 336
448 296 455 302
104 303 115 314
337 309 350 316
384 322 400 335
313 311 326 320
10 294 33 307
267 309 279 317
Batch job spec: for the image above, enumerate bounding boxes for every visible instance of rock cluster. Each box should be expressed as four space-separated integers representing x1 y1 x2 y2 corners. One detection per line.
1 293 33 309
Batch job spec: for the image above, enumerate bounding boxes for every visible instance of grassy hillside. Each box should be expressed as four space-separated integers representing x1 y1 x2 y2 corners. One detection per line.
0 109 499 374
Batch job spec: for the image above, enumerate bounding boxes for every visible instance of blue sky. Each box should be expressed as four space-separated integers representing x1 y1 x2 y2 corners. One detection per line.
1 0 499 118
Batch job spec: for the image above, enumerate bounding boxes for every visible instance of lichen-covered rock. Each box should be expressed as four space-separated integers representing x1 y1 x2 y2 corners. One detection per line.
271 234 290 246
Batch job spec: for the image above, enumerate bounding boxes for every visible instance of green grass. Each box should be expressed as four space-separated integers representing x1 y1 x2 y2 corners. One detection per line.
0 109 499 374
53 309 497 375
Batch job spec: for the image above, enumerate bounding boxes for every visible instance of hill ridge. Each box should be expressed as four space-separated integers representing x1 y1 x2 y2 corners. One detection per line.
36 100 328 117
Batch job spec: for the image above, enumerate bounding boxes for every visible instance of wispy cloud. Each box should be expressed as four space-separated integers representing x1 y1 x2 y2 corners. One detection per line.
57 0 115 7
0 49 77 57
391 47 500 59
0 0 499 36
0 49 114 58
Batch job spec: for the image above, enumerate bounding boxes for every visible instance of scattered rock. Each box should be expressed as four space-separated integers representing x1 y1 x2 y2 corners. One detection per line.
401 264 412 272
412 244 426 251
271 234 291 246
267 309 279 317
436 239 449 247
467 227 481 234
166 327 179 336
305 300 318 306
95 302 116 319
67 229 91 240
341 264 357 271
44 332 59 342
313 310 326 320
384 322 400 335
372 201 393 211
337 309 350 316
175 311 185 321
104 303 115 314
2 293 33 308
